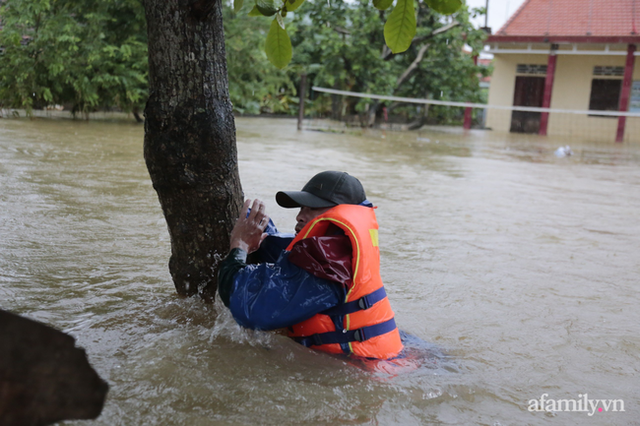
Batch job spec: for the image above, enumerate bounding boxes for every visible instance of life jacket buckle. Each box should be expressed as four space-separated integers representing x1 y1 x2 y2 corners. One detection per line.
357 295 372 310
353 329 364 342
311 333 323 347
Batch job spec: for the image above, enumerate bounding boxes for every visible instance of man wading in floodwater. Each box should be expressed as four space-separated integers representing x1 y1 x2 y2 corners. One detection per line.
217 171 403 360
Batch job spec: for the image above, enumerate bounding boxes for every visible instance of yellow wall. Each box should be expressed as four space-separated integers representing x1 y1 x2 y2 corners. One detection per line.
486 51 640 143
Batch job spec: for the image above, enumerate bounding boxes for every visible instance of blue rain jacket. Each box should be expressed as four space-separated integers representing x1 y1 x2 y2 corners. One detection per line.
220 201 376 331
218 224 345 331
228 247 346 330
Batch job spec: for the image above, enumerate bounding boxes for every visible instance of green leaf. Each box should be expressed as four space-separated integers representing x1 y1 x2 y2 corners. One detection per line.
373 0 394 11
285 0 305 12
42 88 53 103
384 0 416 53
276 11 285 29
426 0 462 15
255 0 279 16
234 0 244 12
265 17 292 69
248 5 263 16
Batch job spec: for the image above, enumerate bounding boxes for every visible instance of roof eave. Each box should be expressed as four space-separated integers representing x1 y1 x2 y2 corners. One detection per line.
487 35 640 44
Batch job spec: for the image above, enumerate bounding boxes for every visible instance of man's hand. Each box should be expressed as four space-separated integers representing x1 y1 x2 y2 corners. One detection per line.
229 199 270 254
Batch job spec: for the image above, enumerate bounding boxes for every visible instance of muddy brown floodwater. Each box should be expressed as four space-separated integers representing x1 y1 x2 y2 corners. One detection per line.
1 116 639 425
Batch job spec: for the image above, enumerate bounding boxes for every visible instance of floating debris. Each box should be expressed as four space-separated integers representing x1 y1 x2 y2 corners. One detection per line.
555 145 573 157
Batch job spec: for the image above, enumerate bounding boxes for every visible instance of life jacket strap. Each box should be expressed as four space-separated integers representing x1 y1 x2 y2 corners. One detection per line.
294 318 397 348
320 287 387 317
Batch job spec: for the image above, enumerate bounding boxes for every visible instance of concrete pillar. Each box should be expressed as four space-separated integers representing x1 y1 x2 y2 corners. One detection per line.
616 44 637 143
463 105 473 129
538 46 558 136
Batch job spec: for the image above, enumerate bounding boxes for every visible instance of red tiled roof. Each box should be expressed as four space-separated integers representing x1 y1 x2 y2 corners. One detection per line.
490 0 640 42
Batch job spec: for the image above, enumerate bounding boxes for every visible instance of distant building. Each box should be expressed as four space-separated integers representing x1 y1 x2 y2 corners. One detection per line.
485 0 640 142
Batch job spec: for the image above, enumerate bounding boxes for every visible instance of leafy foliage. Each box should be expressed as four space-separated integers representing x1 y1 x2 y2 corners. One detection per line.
0 0 148 115
247 0 463 68
223 5 295 114
290 0 488 124
0 0 486 125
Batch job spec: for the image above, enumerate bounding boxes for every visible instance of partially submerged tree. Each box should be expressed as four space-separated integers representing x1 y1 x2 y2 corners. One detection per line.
143 0 242 299
143 0 468 298
2 0 468 298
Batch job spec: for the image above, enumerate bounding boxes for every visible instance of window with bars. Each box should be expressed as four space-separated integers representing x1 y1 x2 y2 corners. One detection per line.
588 79 622 115
516 64 548 75
589 66 624 115
593 66 624 77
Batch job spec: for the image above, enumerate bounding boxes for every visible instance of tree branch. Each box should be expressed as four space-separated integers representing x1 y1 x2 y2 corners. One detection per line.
382 20 459 61
366 42 429 127
412 20 460 44
394 43 429 90
333 26 351 35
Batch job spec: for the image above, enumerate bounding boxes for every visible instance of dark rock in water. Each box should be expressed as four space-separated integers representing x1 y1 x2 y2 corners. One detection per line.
0 309 108 426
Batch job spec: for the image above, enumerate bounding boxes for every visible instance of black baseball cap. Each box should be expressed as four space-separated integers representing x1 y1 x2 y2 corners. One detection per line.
276 171 367 208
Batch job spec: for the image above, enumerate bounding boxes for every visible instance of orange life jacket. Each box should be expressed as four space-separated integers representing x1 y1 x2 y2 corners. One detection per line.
286 204 403 360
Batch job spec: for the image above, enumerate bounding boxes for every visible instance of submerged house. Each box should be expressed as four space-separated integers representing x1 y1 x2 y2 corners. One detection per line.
485 0 640 142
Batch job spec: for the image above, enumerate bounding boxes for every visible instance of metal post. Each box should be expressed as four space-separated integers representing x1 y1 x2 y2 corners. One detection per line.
539 46 558 136
616 44 636 143
297 73 307 131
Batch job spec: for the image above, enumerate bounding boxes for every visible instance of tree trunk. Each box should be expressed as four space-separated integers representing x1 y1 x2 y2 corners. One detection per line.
366 100 379 127
143 0 243 299
406 92 430 130
331 82 342 121
132 108 144 123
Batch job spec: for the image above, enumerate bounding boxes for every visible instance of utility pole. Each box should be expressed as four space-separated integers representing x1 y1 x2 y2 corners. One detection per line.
485 0 489 28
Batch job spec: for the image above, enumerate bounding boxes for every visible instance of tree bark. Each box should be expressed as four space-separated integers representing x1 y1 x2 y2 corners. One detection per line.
143 0 243 299
331 80 342 121
366 101 379 127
